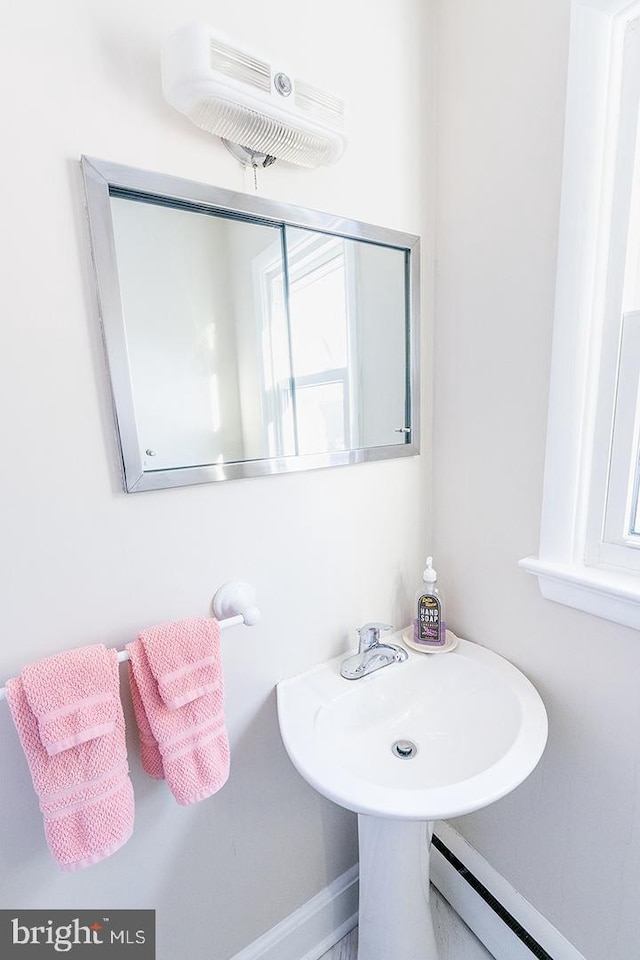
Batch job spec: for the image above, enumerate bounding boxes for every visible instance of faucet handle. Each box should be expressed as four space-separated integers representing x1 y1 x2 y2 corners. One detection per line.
357 622 393 651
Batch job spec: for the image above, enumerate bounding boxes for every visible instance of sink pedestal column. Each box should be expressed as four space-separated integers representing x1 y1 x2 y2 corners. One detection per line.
357 815 438 960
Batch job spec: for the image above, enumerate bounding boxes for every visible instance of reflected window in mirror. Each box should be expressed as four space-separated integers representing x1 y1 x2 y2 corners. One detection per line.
261 231 353 456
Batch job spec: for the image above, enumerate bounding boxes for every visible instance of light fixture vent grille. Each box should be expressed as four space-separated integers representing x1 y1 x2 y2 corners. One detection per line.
209 38 271 92
187 98 334 167
295 80 345 127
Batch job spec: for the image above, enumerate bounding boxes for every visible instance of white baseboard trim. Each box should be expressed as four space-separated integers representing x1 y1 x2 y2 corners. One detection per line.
228 864 358 960
431 821 586 960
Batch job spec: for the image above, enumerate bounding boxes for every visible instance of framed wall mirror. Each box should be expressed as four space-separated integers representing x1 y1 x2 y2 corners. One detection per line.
81 157 421 492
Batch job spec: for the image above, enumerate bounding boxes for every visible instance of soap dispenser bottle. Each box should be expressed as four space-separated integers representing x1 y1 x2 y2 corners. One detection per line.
410 557 446 649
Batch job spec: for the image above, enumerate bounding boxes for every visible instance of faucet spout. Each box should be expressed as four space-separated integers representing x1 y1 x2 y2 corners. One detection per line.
357 622 394 652
341 623 408 680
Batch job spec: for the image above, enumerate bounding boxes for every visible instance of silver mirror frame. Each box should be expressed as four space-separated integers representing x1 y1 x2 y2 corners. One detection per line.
81 156 421 492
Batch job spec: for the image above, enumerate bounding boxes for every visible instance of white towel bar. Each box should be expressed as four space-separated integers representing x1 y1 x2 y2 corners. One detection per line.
0 581 259 704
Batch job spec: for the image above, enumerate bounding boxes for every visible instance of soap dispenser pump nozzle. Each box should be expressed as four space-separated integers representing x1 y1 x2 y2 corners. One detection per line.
423 557 437 582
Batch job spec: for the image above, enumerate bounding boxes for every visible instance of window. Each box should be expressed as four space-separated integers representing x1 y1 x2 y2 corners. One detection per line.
520 0 640 628
599 311 640 568
285 232 356 455
257 231 358 458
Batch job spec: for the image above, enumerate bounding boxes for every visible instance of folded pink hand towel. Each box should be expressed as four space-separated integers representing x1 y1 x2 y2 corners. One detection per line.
20 645 119 755
138 617 221 710
126 618 229 805
5 646 134 871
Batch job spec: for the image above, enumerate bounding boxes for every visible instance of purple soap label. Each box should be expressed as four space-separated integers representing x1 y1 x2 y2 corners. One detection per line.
414 595 444 645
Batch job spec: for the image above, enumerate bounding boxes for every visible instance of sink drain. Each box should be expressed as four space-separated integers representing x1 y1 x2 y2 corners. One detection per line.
392 739 418 759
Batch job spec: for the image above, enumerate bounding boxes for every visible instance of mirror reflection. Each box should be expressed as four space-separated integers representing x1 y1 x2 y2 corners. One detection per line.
284 228 408 455
82 158 420 491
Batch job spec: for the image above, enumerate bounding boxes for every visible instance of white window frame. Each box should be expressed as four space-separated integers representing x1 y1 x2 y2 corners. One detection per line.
520 0 640 628
599 310 640 562
285 233 358 452
252 231 359 458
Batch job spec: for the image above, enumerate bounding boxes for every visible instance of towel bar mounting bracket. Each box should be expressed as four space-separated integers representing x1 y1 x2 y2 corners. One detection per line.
212 581 261 626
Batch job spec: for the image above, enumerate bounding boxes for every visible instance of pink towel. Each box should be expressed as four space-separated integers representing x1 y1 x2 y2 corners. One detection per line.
140 617 221 710
126 617 229 805
5 645 134 871
20 644 120 755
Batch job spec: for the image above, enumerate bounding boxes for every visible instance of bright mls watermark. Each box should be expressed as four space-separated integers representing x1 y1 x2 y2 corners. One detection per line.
0 910 155 957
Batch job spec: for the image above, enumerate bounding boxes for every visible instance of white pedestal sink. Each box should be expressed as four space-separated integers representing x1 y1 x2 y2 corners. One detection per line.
276 632 547 960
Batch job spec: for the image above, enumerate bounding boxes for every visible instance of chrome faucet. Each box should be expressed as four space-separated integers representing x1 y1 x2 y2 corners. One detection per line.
340 622 409 680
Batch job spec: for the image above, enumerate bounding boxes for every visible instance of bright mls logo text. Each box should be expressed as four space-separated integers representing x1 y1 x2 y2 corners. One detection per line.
12 917 146 951
1 910 155 957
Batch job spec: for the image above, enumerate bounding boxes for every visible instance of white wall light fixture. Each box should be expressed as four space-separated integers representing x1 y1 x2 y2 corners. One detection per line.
161 23 346 169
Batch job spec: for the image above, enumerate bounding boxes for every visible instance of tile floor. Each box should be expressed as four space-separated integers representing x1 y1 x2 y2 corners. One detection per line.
319 887 494 960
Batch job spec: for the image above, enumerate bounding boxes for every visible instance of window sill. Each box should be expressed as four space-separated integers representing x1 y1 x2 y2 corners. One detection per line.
519 556 640 629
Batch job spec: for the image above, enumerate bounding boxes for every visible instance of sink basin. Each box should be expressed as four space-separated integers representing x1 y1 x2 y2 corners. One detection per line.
277 634 548 821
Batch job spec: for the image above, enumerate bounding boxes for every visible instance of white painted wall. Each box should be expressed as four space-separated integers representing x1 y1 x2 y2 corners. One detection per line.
435 2 640 958
0 2 433 959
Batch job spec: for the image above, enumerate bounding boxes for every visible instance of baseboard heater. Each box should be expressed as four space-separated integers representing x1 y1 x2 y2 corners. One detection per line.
432 834 553 960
